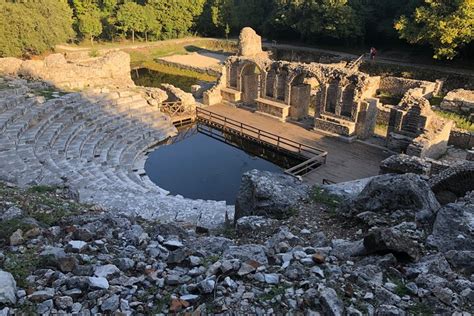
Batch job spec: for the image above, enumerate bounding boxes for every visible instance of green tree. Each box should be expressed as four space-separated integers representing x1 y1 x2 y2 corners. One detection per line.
143 5 160 41
395 0 474 59
148 0 206 39
0 0 74 57
77 8 103 44
116 2 147 42
295 0 362 42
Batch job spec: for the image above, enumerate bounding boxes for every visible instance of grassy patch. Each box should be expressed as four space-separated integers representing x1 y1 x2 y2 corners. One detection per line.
310 187 342 212
0 183 84 241
3 249 41 288
31 87 68 100
27 185 57 193
152 293 171 313
259 285 288 301
138 61 216 83
375 122 388 137
393 279 411 297
376 92 402 106
429 95 444 106
89 48 100 57
202 255 220 268
433 110 473 132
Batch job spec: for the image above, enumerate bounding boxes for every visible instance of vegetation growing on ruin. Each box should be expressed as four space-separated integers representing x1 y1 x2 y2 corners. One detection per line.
1 0 473 60
0 184 85 241
434 110 474 132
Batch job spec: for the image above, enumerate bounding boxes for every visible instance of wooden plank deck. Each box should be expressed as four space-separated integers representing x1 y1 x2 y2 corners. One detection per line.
205 104 393 185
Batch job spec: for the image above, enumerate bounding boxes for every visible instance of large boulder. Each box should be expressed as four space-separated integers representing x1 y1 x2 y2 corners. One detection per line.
349 173 440 224
235 170 310 223
427 194 474 253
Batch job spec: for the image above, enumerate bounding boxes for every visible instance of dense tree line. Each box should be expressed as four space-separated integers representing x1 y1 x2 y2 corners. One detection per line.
0 0 473 59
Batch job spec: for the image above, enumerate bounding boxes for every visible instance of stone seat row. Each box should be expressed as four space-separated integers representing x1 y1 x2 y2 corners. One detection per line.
0 85 234 228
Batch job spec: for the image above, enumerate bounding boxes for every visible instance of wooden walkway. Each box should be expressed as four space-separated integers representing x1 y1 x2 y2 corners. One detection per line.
205 104 392 185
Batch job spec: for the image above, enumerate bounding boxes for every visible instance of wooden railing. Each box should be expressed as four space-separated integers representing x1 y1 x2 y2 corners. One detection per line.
160 101 187 117
196 107 328 176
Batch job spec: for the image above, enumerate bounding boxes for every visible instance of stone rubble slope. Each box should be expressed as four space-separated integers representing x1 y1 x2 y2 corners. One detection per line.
0 168 472 315
0 78 233 228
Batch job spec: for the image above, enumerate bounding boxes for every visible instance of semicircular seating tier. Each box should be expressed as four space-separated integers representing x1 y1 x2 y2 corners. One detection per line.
0 81 233 228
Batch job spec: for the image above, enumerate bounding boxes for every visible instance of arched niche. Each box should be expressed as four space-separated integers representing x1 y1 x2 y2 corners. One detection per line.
228 63 238 89
240 62 263 106
266 69 277 98
341 84 356 118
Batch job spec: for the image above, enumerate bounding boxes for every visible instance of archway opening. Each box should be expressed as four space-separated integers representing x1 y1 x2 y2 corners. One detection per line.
240 63 262 106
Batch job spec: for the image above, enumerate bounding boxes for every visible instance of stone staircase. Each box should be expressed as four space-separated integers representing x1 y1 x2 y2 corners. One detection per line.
0 82 234 228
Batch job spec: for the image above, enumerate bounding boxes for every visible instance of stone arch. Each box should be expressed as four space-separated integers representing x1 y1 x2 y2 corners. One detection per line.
228 63 239 88
239 61 263 106
276 69 288 101
429 162 474 204
341 83 356 118
325 79 340 114
287 67 327 118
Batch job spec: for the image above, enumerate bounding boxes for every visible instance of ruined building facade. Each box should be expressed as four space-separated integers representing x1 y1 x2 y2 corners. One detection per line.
204 27 454 158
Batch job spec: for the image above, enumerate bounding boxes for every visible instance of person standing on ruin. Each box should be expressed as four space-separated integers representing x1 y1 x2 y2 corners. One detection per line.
370 47 377 60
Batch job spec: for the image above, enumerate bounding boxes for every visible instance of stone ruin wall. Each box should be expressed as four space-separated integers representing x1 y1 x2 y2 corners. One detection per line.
386 88 454 159
378 76 439 99
441 89 474 121
0 52 196 110
0 52 135 90
206 52 380 139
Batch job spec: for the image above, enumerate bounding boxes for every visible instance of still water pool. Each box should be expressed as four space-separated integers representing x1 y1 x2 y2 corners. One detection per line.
144 125 303 204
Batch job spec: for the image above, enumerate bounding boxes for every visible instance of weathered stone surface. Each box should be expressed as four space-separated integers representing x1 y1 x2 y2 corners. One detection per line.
101 294 119 312
427 198 474 252
160 84 195 111
445 250 474 274
1 52 134 90
238 27 264 57
235 216 277 234
429 161 474 204
223 244 268 265
88 277 109 289
235 170 309 222
94 264 120 278
322 177 375 200
379 154 432 176
9 229 24 246
441 89 474 115
350 173 440 223
28 288 55 302
0 270 16 305
0 206 23 221
319 286 344 316
364 227 421 261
